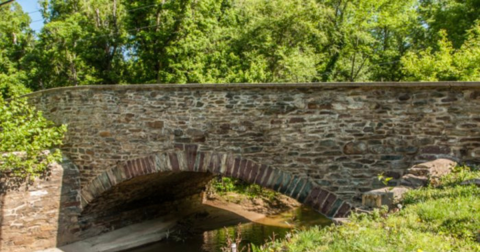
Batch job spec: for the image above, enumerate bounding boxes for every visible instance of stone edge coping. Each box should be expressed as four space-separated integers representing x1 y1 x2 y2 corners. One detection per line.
24 81 480 97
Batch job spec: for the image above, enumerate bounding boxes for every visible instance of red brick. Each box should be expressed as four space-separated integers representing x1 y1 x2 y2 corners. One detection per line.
209 154 222 174
243 160 254 181
321 194 337 215
334 202 353 218
232 158 241 178
134 159 142 176
139 158 147 175
124 161 133 179
305 187 321 206
185 145 198 171
169 153 180 172
260 166 273 187
239 159 248 179
197 153 205 172
224 155 235 176
313 190 329 210
147 156 156 173
254 164 267 184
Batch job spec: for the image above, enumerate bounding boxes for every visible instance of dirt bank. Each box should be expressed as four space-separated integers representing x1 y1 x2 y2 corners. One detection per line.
204 191 300 215
173 191 300 234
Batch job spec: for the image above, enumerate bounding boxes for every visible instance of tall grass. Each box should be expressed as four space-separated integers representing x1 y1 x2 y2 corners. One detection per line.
255 165 480 252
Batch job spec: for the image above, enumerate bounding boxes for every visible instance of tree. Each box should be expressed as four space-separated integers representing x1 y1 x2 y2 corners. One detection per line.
0 2 33 98
225 0 329 83
123 0 235 83
6 0 480 86
318 0 419 82
417 0 480 49
25 0 127 90
402 24 480 81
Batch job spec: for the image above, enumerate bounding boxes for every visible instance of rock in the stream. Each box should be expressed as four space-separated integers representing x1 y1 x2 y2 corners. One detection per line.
362 187 410 209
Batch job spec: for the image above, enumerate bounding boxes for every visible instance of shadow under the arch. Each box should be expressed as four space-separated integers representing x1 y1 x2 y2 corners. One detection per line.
56 171 333 252
77 171 215 241
79 145 355 229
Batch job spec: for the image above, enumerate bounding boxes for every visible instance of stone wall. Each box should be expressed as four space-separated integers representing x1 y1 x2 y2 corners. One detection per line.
28 83 480 205
0 156 81 252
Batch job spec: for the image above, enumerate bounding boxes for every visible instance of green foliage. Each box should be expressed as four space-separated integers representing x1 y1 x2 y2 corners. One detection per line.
210 177 278 200
0 2 33 98
258 166 480 251
402 24 480 81
417 0 480 49
3 0 480 86
377 172 393 186
212 177 237 194
24 0 127 90
0 97 66 179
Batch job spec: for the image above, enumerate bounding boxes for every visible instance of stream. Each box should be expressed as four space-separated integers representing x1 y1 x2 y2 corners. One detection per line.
126 204 331 252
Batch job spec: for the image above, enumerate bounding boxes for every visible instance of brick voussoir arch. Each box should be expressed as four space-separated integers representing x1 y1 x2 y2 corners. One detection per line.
81 144 354 218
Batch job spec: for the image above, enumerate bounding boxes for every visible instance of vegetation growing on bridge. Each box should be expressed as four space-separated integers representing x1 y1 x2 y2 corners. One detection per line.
210 177 279 200
1 0 480 97
250 165 480 251
0 97 66 179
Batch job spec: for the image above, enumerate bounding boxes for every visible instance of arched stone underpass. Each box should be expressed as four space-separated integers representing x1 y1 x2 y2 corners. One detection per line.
6 82 478 251
79 144 353 238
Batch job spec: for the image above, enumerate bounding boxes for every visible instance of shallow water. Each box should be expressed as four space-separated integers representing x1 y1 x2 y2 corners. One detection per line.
127 205 331 252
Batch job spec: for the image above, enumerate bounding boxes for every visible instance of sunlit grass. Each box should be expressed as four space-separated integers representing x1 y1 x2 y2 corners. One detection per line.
253 166 480 252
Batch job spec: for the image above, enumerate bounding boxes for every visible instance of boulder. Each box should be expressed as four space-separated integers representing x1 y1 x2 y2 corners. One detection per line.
400 174 429 188
362 186 410 209
407 159 456 178
401 159 456 188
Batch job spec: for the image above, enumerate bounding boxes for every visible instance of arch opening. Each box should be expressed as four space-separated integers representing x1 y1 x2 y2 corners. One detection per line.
79 171 214 238
78 146 354 240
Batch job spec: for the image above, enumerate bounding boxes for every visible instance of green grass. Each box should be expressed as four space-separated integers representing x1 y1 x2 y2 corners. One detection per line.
252 165 480 252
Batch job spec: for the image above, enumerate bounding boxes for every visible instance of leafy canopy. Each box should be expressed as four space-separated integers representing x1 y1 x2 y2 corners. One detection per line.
0 2 32 98
402 23 480 81
3 0 480 91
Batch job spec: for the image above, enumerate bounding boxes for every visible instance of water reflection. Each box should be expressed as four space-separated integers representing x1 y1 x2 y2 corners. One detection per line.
127 206 330 252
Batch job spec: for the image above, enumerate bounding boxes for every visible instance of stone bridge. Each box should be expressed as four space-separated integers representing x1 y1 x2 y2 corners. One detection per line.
2 82 480 251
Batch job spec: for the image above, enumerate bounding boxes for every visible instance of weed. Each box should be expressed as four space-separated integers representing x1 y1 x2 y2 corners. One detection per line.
209 176 279 200
255 165 480 251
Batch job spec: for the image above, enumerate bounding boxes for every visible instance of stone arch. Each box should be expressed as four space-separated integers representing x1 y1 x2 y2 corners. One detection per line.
80 144 354 219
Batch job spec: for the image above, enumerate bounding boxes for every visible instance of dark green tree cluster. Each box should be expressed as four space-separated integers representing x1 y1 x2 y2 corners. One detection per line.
1 0 480 97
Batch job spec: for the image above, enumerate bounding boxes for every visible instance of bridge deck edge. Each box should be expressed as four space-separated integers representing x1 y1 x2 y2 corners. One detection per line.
23 81 480 98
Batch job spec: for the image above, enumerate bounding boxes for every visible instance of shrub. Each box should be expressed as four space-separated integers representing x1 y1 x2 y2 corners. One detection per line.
0 96 66 179
258 165 480 251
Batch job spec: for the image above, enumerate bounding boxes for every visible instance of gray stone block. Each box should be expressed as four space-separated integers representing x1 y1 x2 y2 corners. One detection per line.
362 187 410 209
